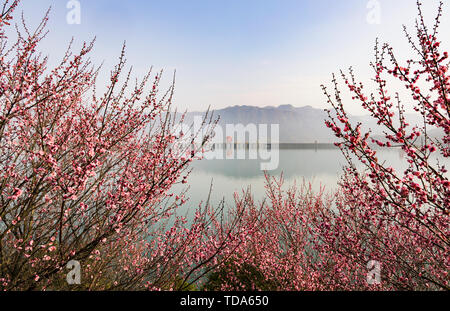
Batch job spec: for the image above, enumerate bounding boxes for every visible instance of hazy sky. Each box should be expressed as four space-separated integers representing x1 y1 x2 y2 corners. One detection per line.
11 0 450 114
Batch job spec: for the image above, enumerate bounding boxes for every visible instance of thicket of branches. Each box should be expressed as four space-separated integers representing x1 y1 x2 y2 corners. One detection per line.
0 0 250 290
206 1 449 291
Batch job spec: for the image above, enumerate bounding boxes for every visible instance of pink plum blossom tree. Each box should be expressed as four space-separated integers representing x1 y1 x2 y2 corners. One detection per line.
0 0 246 291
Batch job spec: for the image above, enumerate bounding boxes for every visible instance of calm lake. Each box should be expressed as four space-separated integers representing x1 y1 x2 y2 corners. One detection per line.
176 147 449 211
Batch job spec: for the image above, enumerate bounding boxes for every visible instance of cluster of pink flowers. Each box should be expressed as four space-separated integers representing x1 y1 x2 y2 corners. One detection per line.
0 0 245 291
320 0 448 290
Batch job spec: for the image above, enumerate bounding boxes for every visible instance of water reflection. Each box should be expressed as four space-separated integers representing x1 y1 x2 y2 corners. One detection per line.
175 147 448 212
193 148 344 179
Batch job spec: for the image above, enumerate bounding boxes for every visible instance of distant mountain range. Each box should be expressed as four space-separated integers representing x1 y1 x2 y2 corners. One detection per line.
182 104 435 144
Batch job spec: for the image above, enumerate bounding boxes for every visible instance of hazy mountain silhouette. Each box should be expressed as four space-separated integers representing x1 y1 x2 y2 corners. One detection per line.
180 104 435 143
184 104 330 143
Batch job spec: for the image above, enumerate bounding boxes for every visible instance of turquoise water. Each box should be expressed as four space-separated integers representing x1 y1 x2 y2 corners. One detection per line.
173 147 449 212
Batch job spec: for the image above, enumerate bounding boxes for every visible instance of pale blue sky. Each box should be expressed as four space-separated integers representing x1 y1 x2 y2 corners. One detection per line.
11 0 450 114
